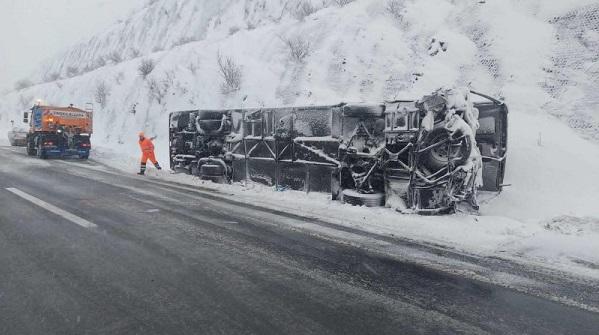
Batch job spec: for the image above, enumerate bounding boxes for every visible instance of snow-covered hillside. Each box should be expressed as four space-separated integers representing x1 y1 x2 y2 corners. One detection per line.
1 0 599 224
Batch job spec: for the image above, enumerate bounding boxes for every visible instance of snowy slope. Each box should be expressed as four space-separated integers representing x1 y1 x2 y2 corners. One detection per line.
1 0 599 274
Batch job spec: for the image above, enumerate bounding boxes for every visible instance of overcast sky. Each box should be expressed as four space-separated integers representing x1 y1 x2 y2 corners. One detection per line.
0 0 145 91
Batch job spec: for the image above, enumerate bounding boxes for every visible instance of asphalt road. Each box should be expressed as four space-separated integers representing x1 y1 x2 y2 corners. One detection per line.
1 146 598 335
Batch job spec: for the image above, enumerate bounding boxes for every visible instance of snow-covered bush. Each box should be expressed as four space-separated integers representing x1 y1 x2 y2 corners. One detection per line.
284 36 311 63
386 0 405 20
107 51 123 64
138 58 156 79
428 38 448 56
294 1 317 20
66 66 79 78
94 81 110 108
82 64 93 73
333 0 354 6
146 74 171 105
217 53 242 94
172 36 195 48
43 72 61 83
14 79 33 91
130 49 141 59
163 70 175 88
94 57 107 69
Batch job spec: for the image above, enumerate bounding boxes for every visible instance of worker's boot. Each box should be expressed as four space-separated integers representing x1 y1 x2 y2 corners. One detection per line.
137 163 146 175
155 162 162 170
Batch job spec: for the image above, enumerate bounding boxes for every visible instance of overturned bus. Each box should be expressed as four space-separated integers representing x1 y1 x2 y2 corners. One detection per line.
169 89 507 214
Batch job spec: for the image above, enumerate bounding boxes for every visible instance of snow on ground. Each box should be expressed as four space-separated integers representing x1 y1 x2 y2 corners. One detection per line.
2 0 599 278
89 143 599 280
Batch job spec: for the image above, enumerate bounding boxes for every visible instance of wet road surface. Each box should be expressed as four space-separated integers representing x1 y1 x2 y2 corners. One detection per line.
1 146 598 334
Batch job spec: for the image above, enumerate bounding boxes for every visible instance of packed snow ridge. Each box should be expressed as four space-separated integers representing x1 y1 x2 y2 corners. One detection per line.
1 0 599 277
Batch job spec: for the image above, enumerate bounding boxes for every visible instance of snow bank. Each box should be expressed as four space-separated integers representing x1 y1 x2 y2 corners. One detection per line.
81 145 599 280
1 0 599 276
487 112 599 221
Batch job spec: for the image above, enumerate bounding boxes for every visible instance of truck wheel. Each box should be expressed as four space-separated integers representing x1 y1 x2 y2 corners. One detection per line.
80 155 89 160
419 127 471 173
37 145 47 159
27 144 35 156
26 136 37 156
342 189 385 207
200 163 225 177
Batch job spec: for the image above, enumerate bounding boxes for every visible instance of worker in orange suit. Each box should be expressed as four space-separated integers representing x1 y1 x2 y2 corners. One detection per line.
137 131 161 175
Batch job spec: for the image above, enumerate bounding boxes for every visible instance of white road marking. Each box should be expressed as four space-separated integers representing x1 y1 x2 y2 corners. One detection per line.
5 188 97 229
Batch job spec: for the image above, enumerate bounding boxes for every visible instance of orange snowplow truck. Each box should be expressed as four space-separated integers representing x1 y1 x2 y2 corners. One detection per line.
25 104 93 159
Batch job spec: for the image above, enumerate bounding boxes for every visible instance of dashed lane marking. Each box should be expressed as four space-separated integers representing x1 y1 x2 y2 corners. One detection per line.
5 187 97 229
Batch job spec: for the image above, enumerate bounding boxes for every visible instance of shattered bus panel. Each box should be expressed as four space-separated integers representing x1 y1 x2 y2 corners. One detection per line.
169 89 508 214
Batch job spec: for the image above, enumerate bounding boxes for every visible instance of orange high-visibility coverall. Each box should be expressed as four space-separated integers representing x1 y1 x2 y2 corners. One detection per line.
139 137 158 165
